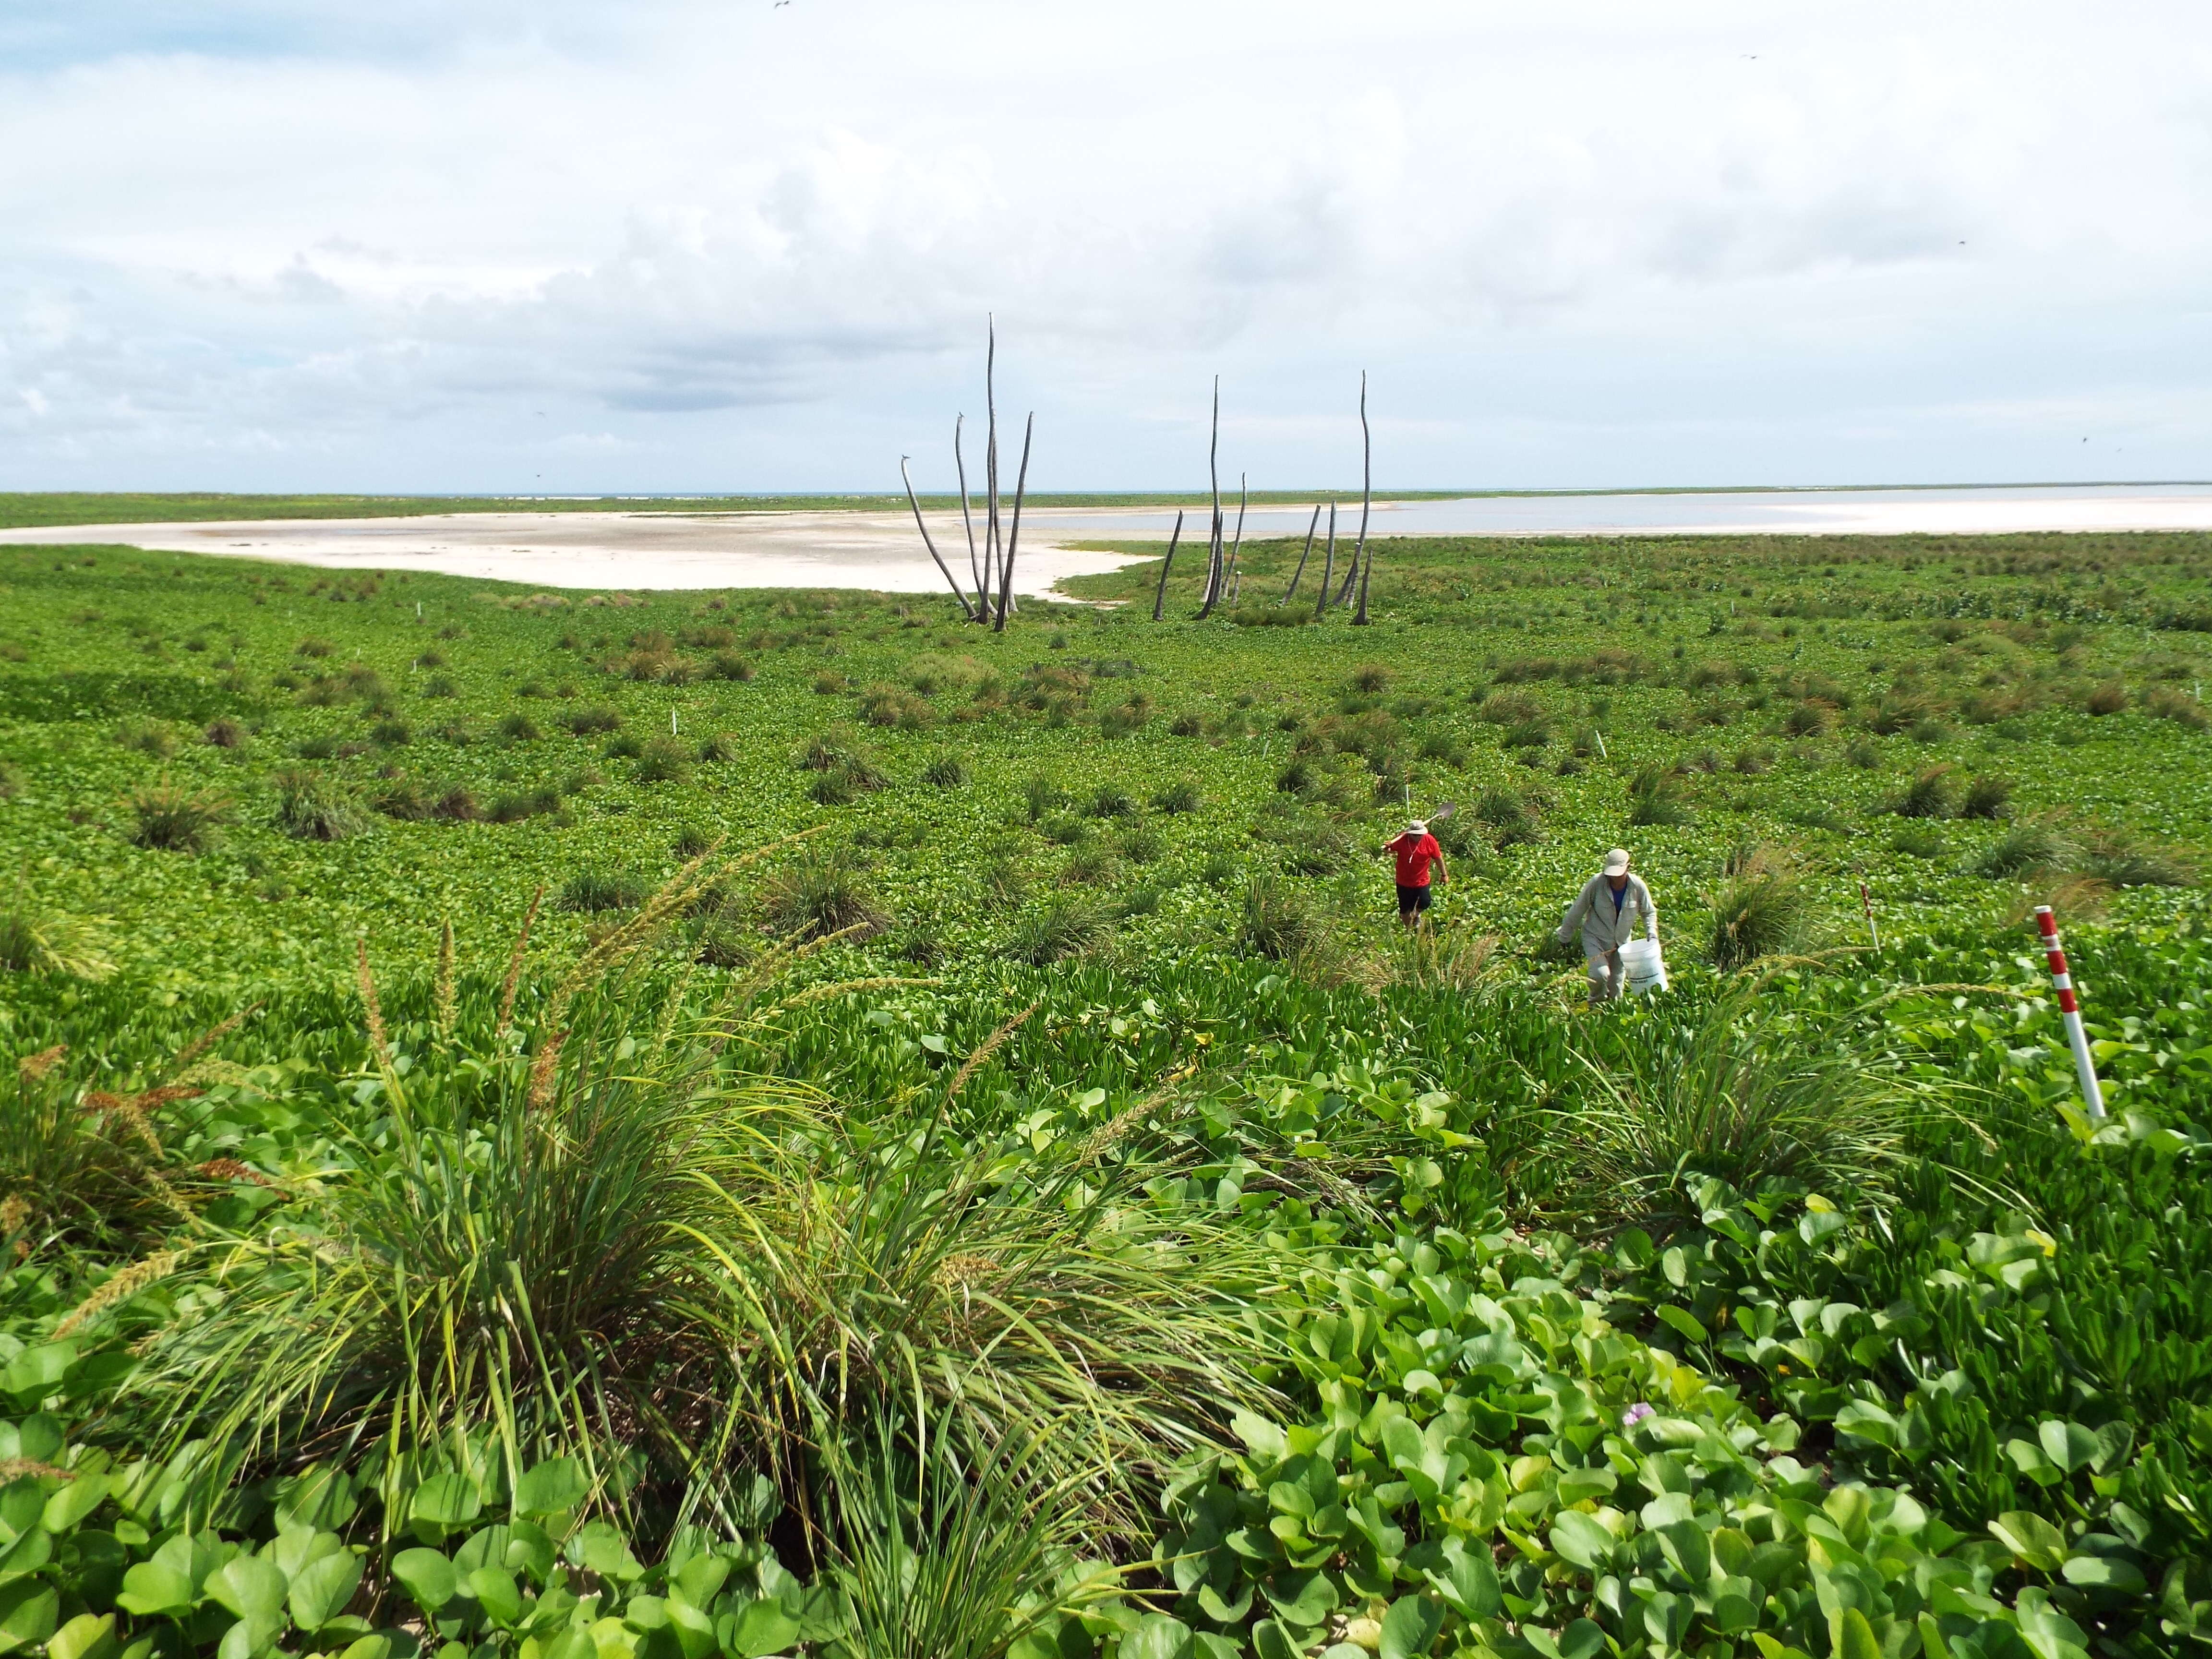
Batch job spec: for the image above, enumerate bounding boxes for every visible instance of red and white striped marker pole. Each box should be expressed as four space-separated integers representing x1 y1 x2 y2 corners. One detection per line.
2032 905 2106 1120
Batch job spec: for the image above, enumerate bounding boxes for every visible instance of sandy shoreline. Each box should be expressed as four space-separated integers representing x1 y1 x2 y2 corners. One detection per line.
3 488 2209 595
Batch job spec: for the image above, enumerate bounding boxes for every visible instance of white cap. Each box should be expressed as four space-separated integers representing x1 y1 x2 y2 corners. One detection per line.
1602 847 1631 876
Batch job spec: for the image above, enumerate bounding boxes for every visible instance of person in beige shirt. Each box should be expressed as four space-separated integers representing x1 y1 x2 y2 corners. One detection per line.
1557 847 1657 1005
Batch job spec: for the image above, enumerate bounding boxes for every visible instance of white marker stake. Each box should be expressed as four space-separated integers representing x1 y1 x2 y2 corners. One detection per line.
1859 878 1879 948
1594 731 1608 759
2033 905 2105 1120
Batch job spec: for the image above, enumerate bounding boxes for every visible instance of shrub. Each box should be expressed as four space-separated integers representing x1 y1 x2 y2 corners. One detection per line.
1707 866 1816 970
763 846 886 939
709 652 755 681
1087 787 1136 819
1627 765 1691 828
2145 686 2209 730
1115 822 1165 864
1959 775 2012 819
1974 821 2073 878
2083 680 2128 715
1009 899 1109 965
371 717 412 746
273 768 372 842
697 732 742 763
923 754 969 787
565 705 622 735
1844 737 1883 769
1348 664 1391 693
125 781 232 852
295 636 334 657
604 732 644 758
497 711 542 742
422 674 459 698
635 736 692 784
203 717 247 749
374 776 437 820
559 868 648 912
1893 766 1956 818
1152 779 1202 814
1022 774 1067 822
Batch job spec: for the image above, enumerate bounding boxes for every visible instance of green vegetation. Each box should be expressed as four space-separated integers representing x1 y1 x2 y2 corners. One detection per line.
2 529 2210 1658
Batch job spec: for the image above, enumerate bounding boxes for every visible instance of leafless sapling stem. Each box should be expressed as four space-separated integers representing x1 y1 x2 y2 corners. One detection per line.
954 414 983 611
994 411 1034 633
901 455 976 619
1352 371 1375 626
1197 375 1224 618
1226 472 1248 604
1153 509 1184 622
1315 501 1337 618
1282 503 1321 604
983 318 1001 624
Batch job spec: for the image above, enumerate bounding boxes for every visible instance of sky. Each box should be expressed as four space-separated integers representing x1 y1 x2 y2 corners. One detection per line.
2 0 2209 494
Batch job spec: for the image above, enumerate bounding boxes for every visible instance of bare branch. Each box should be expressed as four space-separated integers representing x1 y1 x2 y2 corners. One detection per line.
1315 500 1337 619
994 411 1034 633
1281 503 1321 604
1153 508 1184 622
1353 370 1375 626
902 455 977 619
954 414 984 610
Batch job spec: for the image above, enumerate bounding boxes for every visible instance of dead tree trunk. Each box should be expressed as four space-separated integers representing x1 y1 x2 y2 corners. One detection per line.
1314 501 1337 619
1281 503 1321 604
1225 473 1248 604
1352 372 1375 625
953 414 983 612
1152 509 1184 621
901 455 976 619
982 319 1001 624
1196 377 1224 619
993 412 1034 633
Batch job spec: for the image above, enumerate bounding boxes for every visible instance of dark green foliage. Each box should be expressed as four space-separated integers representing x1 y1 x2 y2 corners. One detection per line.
634 736 692 784
1894 765 1957 818
1627 763 1690 827
762 845 885 939
273 768 372 841
125 781 232 851
922 754 969 787
1008 898 1108 964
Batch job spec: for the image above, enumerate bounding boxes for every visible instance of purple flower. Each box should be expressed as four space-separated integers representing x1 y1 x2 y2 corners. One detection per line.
1622 1402 1656 1430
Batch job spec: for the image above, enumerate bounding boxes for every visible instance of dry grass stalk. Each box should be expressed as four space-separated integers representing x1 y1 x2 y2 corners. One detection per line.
526 1028 568 1111
495 884 548 1040
774 975 938 1011
19 1044 66 1084
51 1248 181 1340
355 937 391 1065
948 1000 1041 1100
196 1157 280 1190
165 1004 261 1080
0 1459 72 1482
82 1092 165 1155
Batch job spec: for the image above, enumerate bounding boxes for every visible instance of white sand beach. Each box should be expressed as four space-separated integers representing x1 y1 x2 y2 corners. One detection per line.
3 485 2208 596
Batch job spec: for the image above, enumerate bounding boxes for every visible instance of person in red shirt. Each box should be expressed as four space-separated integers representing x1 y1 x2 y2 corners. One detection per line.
1385 818 1448 927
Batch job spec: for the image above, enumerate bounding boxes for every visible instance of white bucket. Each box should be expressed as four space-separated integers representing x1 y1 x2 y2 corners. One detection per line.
1619 937 1669 995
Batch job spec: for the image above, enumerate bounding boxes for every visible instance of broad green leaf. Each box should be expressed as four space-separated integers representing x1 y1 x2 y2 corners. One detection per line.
289 1551 363 1631
469 1567 524 1628
1261 1570 1336 1626
569 1521 643 1581
0 1579 60 1652
1548 1510 1615 1572
1654 1305 1708 1344
409 1474 482 1539
660 1598 713 1659
725 1598 801 1659
1990 1512 2068 1573
1426 1542 1500 1620
2060 1554 2147 1594
335 1637 390 1659
115 1561 196 1619
1657 1519 1711 1585
514 1460 589 1520
206 1555 289 1622
669 1552 729 1610
41 1474 111 1534
1378 1594 1443 1659
47 1614 118 1659
390 1549 459 1615
1252 1623 1303 1659
1122 1614 1193 1659
0 1527 51 1580
1834 1608 1883 1659
2037 1421 2100 1476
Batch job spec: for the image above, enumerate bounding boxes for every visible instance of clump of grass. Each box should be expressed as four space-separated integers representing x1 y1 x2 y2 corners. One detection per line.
1039 812 1092 847
565 705 622 735
295 636 334 658
673 825 714 858
635 736 692 784
1844 737 1883 769
1348 664 1392 693
1058 844 1119 887
2083 681 2128 716
603 732 644 759
1707 860 1817 970
1389 925 1499 991
1974 820 2074 878
1115 821 1164 864
1959 775 2013 819
1237 876 1323 961
763 845 887 939
1008 898 1109 965
696 732 742 763
1566 989 1928 1222
1198 850 1238 887
125 781 233 852
486 788 560 824
1627 764 1691 828
374 776 437 820
497 712 542 742
922 755 969 788
2082 830 2195 889
435 785 482 822
116 718 178 758
558 869 648 912
1890 825 1947 859
202 718 247 749
273 768 372 842
1892 765 1956 818
1118 884 1164 919
1152 779 1202 815
1474 787 1540 847
1087 787 1136 819
0 892 114 980
2145 686 2208 731
1022 774 1067 822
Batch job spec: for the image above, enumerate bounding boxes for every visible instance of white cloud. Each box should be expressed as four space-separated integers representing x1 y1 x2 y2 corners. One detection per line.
1 0 2209 490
